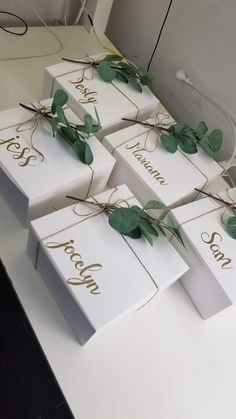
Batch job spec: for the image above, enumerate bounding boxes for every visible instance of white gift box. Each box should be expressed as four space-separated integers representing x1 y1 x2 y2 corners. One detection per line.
42 53 159 139
103 104 222 208
0 98 115 226
170 188 236 319
27 184 189 345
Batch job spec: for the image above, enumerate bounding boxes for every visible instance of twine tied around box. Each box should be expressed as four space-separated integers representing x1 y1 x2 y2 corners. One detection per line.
112 112 215 201
171 188 236 242
50 55 141 120
0 102 95 199
0 102 50 166
34 186 159 300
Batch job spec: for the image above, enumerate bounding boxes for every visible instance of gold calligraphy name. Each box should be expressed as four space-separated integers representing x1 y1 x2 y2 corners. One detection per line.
200 231 233 270
125 141 167 185
0 136 38 167
46 239 102 295
70 76 97 104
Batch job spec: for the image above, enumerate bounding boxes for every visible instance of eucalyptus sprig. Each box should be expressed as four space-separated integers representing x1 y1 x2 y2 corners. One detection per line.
67 195 184 247
19 89 102 165
122 117 223 156
62 54 153 93
195 188 236 239
50 89 101 164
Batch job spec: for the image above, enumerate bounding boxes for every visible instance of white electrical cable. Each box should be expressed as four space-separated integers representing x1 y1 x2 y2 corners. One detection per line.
0 0 63 61
176 70 236 172
74 0 87 25
64 0 68 26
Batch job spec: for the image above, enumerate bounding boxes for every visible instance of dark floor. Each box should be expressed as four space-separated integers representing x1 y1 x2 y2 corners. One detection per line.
0 260 75 419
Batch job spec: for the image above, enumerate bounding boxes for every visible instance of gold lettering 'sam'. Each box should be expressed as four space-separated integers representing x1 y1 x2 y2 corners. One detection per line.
200 231 233 269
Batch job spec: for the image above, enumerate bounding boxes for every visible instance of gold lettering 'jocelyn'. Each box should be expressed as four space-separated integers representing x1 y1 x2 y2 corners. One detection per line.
70 76 97 104
45 239 102 295
125 142 167 185
0 136 38 167
200 231 233 270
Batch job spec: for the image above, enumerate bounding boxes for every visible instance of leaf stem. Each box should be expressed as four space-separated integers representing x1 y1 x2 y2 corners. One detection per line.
122 117 171 133
19 103 52 120
62 58 97 66
194 188 236 210
61 57 136 74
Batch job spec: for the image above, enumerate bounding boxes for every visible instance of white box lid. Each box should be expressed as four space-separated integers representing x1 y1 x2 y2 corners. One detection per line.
0 98 114 199
171 188 236 302
103 113 222 207
45 54 159 130
30 184 188 331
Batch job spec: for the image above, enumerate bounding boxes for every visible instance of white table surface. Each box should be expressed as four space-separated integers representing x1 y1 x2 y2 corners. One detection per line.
1 25 236 419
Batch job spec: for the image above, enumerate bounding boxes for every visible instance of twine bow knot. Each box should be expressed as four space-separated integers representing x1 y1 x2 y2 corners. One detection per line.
143 112 173 152
17 103 51 162
67 187 131 217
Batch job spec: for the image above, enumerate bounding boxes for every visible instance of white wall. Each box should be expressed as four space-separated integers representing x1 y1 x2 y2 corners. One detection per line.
106 0 236 163
1 0 113 29
0 0 80 26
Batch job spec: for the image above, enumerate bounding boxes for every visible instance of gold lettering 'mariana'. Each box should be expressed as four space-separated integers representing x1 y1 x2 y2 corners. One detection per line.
46 239 102 294
200 231 233 270
125 142 167 185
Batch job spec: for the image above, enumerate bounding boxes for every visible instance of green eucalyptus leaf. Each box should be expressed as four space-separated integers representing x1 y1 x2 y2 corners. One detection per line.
73 138 86 161
115 70 129 83
160 133 178 153
84 114 93 135
94 106 102 131
199 138 214 157
207 129 223 152
75 109 100 136
97 61 116 82
72 139 93 164
51 117 59 136
123 226 142 239
60 125 77 144
140 73 153 87
84 142 93 165
225 216 236 239
138 223 153 245
143 200 167 210
151 223 165 236
195 121 208 137
75 124 91 134
139 219 159 237
161 216 185 246
127 77 142 92
51 89 68 114
102 54 123 62
56 105 69 126
108 207 141 234
118 61 134 70
177 136 198 154
173 121 190 134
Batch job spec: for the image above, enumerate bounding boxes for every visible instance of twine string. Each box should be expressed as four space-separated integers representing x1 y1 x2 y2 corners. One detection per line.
34 186 159 305
16 102 51 162
72 186 131 217
171 188 236 242
51 55 140 118
143 112 174 152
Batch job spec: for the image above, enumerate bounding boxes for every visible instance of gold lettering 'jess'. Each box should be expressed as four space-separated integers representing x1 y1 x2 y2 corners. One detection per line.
70 76 97 104
46 239 102 295
0 136 38 167
200 231 233 270
125 142 167 185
